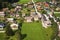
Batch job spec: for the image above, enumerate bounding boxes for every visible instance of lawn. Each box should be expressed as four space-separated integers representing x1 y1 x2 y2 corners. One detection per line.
21 21 58 40
22 22 46 40
54 12 60 17
18 0 50 3
54 13 60 17
0 33 5 40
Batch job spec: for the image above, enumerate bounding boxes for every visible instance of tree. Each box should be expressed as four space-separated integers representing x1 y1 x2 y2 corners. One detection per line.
41 10 47 14
15 30 21 40
11 30 21 40
2 0 20 3
0 0 20 9
5 23 14 36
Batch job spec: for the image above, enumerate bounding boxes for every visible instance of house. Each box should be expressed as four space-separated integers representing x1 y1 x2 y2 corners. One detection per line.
7 18 14 22
11 3 17 7
15 14 20 18
9 11 15 17
36 2 41 5
15 5 22 12
3 8 9 12
41 14 51 28
23 4 28 7
57 22 60 37
0 11 5 20
36 2 42 6
42 20 51 28
10 23 18 30
0 11 5 17
0 23 5 30
44 2 49 7
30 11 36 17
28 4 34 8
47 11 54 18
37 12 42 19
51 0 57 4
37 6 43 10
33 15 39 21
24 16 33 22
16 5 22 9
57 22 60 31
56 7 60 11
0 22 5 33
22 13 25 17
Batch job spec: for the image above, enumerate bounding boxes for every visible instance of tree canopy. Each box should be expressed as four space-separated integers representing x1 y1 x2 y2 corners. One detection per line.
0 0 20 9
0 0 20 3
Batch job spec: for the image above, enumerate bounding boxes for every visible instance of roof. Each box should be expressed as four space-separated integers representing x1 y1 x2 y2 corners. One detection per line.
0 23 5 28
10 23 18 27
0 11 5 16
44 3 49 7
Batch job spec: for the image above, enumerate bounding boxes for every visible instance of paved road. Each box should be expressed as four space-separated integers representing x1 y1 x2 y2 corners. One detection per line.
32 0 42 18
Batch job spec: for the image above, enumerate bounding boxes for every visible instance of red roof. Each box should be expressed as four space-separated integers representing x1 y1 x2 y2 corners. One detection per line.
44 3 49 7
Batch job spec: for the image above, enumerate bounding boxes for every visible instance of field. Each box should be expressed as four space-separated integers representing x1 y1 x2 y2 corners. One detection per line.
0 33 5 40
21 21 58 40
19 0 50 3
54 13 60 17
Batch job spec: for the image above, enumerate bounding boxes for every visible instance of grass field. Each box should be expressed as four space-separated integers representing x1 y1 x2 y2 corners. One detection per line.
0 33 5 40
54 12 60 17
21 21 58 40
19 0 50 3
54 13 60 17
22 22 46 40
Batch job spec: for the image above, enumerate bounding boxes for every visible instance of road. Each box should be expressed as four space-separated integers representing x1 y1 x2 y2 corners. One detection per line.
32 0 42 18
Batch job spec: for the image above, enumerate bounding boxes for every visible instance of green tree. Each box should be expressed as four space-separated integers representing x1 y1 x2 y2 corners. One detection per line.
41 10 47 14
5 23 14 36
0 0 20 9
11 30 21 40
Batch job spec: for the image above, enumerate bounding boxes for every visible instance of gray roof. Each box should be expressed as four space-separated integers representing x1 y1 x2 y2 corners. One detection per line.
0 23 5 28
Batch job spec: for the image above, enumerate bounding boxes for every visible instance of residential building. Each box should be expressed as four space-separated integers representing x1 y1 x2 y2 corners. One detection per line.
10 23 18 30
24 16 33 22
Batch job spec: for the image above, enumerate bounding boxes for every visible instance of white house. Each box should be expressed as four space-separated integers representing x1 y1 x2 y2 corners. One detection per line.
0 11 5 17
7 18 14 22
41 14 51 28
33 15 39 21
24 16 32 22
42 20 51 28
15 14 20 17
10 23 18 30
